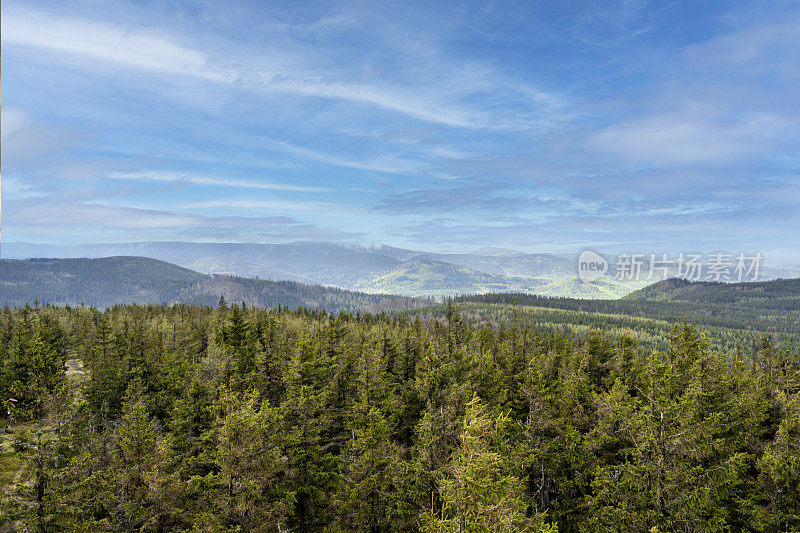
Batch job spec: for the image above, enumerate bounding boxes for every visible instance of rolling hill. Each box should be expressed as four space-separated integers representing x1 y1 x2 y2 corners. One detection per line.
351 258 634 298
1 241 403 286
0 257 432 312
411 250 576 278
5 241 799 298
624 277 800 310
351 259 544 296
0 241 601 296
182 255 318 284
442 277 800 352
0 256 206 307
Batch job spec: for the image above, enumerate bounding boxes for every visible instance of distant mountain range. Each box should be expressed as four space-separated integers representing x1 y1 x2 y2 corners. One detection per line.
0 257 431 312
0 241 629 298
3 241 799 299
350 258 627 298
2 256 797 322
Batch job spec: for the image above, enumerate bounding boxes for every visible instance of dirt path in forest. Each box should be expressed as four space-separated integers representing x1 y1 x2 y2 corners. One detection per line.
1 427 30 493
66 352 88 384
9 454 26 488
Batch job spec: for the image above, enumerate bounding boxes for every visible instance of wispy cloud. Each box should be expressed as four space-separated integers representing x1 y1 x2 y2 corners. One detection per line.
270 79 482 129
1 8 224 80
1 108 30 138
683 19 800 79
0 176 44 200
1 5 564 131
586 107 788 163
5 198 361 242
268 140 423 174
0 107 83 164
181 198 359 216
373 184 527 215
109 171 328 192
3 0 799 257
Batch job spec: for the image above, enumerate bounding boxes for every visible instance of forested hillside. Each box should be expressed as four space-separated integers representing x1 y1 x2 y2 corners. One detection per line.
0 257 432 313
0 257 206 307
1 303 798 531
416 301 800 355
186 275 432 313
625 277 800 309
454 281 800 352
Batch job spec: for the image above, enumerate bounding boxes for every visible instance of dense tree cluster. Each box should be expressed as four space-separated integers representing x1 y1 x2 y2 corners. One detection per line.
1 301 798 531
622 277 800 310
412 301 800 357
455 290 800 337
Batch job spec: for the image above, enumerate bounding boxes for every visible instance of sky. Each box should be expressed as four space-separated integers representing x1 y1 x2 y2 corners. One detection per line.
2 0 799 259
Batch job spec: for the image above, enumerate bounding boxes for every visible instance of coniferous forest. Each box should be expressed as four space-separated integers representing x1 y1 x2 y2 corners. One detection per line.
1 301 798 531
6 0 800 531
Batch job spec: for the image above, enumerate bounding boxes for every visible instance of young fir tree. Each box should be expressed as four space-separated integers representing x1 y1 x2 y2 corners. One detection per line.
420 396 556 533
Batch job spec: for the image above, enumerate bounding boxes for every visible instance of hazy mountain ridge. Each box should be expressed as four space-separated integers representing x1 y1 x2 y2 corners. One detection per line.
351 259 545 296
0 241 612 297
350 258 634 298
5 242 799 299
183 255 318 284
406 251 576 279
0 257 432 312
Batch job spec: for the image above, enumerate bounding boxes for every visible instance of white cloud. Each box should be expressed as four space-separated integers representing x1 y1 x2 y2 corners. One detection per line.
587 107 787 163
1 8 224 80
684 20 800 77
181 199 358 215
4 199 361 241
0 108 81 163
268 139 422 174
272 79 479 129
0 176 44 200
1 108 30 139
1 7 564 131
108 171 328 192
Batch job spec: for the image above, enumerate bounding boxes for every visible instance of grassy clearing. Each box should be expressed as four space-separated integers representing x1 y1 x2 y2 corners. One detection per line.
0 450 24 488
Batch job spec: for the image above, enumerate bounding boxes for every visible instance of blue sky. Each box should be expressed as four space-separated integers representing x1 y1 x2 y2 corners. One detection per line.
2 0 799 258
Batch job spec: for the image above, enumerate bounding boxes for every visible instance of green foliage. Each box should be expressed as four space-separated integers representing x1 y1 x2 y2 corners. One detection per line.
420 396 556 532
625 277 800 310
0 303 797 531
431 297 800 353
456 280 800 337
